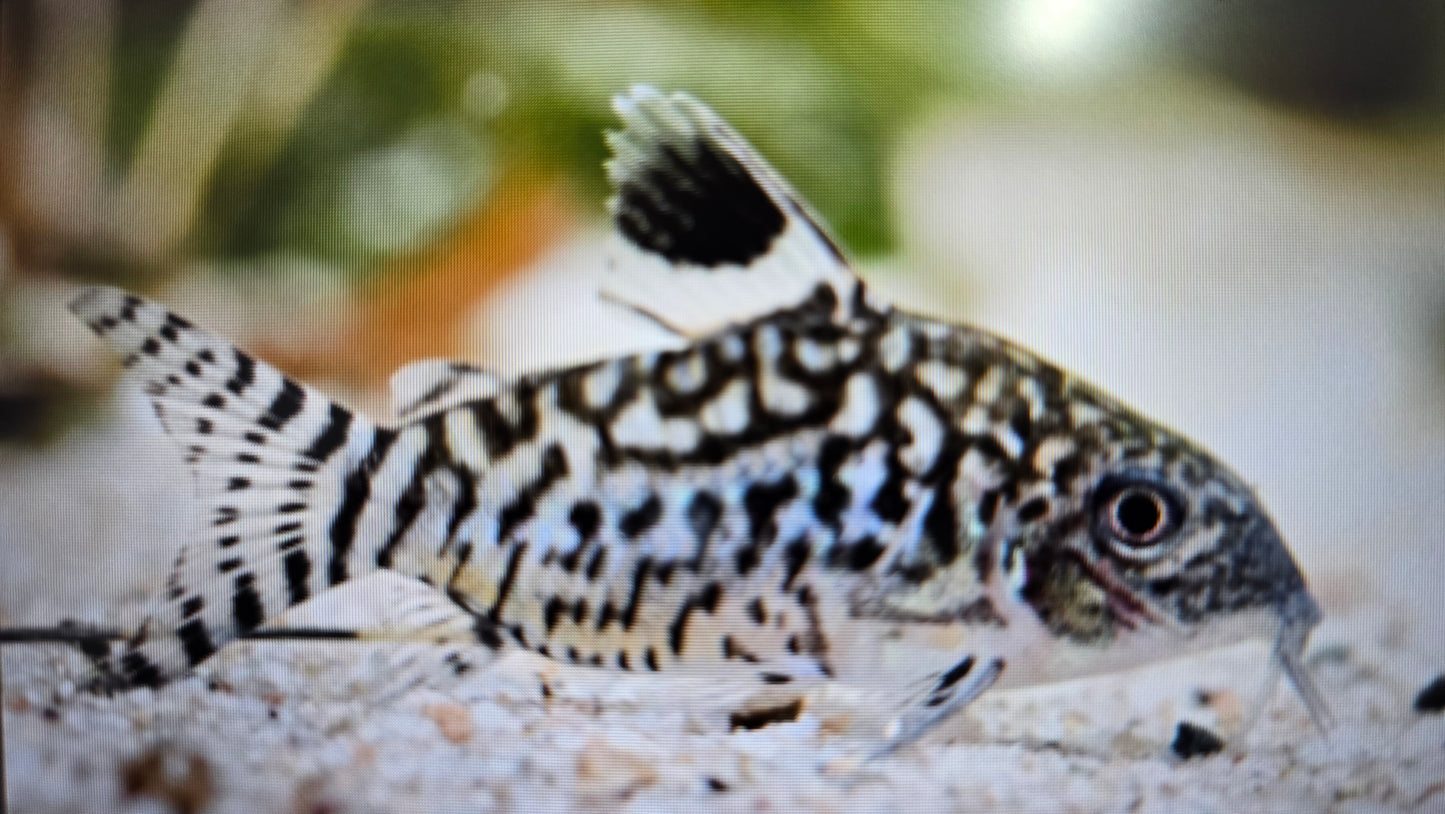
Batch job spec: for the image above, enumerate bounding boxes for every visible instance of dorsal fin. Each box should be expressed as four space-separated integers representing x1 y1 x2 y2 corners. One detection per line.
389 359 503 423
602 86 879 338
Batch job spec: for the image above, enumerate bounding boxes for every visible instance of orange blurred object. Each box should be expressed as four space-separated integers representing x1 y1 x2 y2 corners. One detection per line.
296 173 576 387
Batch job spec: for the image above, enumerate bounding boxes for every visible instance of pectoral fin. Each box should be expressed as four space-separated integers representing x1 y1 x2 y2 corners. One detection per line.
873 654 1005 757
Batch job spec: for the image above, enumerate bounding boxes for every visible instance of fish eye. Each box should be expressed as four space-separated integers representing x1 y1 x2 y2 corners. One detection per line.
1093 477 1184 554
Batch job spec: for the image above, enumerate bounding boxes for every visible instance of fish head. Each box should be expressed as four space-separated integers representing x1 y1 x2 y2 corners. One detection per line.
997 380 1329 727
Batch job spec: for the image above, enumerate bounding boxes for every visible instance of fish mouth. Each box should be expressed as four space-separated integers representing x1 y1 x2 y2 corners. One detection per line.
1273 589 1334 734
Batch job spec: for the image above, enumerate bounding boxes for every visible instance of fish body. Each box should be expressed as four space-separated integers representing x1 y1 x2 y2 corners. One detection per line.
68 87 1326 746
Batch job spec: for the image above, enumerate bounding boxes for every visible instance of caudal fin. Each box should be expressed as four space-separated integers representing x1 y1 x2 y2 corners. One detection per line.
69 286 404 689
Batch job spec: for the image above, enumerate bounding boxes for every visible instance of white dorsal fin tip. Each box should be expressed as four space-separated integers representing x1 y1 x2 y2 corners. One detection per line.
389 359 503 423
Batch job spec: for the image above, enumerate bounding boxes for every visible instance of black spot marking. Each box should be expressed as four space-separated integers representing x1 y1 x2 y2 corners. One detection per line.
282 550 311 606
141 337 161 356
668 598 698 656
496 493 534 543
472 401 515 458
935 655 975 693
488 543 527 621
226 477 250 491
728 700 802 731
619 494 663 539
497 444 569 544
120 652 163 688
620 558 653 630
734 544 760 576
617 650 631 670
813 435 852 527
781 537 810 590
687 491 723 543
759 672 792 685
871 469 910 525
302 404 352 462
217 535 240 548
722 635 760 663
473 623 503 650
328 428 397 582
829 535 885 571
596 601 618 632
202 394 226 409
585 546 608 582
1008 401 1032 443
977 490 1000 526
746 597 767 625
613 131 786 268
216 557 243 573
744 476 798 542
226 350 256 396
181 596 205 618
232 576 264 633
971 435 1009 464
258 380 305 431
569 501 601 541
543 596 566 634
276 536 304 552
185 360 202 377
1017 496 1049 523
195 418 213 435
644 646 660 671
921 490 959 567
698 581 722 613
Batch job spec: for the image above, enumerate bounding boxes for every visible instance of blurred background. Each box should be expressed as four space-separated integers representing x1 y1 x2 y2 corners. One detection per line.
1 0 1443 630
2 2 1445 810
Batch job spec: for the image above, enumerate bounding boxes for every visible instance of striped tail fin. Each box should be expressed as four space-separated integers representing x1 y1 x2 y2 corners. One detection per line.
69 286 415 690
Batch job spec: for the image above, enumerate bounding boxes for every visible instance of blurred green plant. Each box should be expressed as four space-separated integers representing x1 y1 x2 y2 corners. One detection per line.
91 0 987 279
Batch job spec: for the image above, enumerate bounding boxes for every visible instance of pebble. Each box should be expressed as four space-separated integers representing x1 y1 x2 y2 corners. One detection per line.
1412 675 1445 714
423 701 475 744
575 739 659 802
1171 722 1224 760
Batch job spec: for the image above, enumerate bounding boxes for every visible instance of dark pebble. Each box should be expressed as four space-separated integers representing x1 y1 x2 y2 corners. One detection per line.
1171 721 1225 759
1414 674 1445 714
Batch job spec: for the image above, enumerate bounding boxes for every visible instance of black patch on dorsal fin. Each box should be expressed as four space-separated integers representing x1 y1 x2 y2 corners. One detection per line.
613 131 786 268
608 85 849 274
